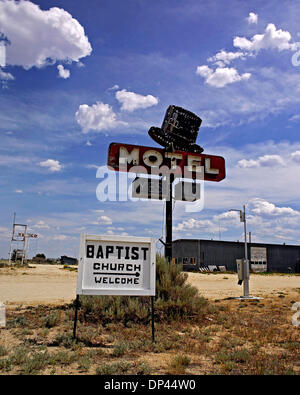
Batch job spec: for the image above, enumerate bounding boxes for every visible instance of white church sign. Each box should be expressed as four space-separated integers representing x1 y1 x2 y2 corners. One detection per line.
76 234 156 296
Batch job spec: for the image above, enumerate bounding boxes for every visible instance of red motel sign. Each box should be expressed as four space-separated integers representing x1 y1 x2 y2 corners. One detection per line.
107 143 226 182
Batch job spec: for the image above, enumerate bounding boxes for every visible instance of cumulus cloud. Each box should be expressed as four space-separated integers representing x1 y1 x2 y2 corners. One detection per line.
289 115 300 122
52 234 69 241
39 159 62 172
98 215 113 225
249 198 300 216
247 12 258 25
0 0 92 69
75 101 128 133
207 50 245 67
196 65 251 88
214 210 240 222
174 218 227 234
291 151 300 163
108 84 119 91
115 89 159 112
0 68 14 81
238 154 285 168
33 220 50 229
57 64 70 79
234 23 295 53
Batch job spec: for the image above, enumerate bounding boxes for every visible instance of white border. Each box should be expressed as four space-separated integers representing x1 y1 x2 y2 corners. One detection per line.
76 234 156 296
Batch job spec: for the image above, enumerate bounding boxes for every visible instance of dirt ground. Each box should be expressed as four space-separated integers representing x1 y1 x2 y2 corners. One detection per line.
0 264 299 375
0 264 299 306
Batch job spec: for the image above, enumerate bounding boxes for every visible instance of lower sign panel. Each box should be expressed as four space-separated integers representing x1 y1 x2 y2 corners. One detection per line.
76 235 156 296
132 177 169 200
174 181 201 202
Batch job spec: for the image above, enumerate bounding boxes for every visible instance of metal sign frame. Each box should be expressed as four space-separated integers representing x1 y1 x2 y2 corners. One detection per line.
76 234 156 296
74 234 157 342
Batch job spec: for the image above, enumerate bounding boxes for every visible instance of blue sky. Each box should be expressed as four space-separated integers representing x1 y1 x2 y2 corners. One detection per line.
1 0 300 258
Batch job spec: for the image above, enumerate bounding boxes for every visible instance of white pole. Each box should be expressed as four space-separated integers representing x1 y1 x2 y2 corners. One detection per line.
8 212 16 265
243 205 250 297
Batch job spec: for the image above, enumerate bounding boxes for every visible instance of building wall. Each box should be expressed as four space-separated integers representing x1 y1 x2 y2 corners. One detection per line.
172 239 300 273
267 245 300 273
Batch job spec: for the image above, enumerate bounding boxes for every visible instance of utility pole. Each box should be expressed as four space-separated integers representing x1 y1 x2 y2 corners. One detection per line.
8 212 16 265
242 205 250 297
229 206 260 300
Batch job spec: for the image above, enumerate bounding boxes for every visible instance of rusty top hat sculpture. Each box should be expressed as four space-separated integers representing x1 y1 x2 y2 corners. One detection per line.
148 105 204 153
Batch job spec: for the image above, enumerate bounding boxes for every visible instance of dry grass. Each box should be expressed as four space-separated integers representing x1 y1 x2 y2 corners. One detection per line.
0 294 299 375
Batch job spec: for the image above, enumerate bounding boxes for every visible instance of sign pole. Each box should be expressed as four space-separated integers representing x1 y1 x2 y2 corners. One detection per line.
73 294 79 339
151 296 155 343
165 174 174 263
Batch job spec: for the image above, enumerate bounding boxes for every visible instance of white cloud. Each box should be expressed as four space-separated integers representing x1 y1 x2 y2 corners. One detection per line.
247 12 258 25
52 234 68 241
115 89 159 112
289 114 300 122
196 65 251 88
214 210 240 222
291 151 300 163
14 189 23 194
75 101 128 133
248 198 300 216
174 218 227 234
33 220 50 229
98 215 113 225
233 23 295 53
39 159 62 172
57 64 70 79
0 0 92 69
0 68 14 81
207 50 245 66
238 154 285 168
86 140 92 146
108 84 119 91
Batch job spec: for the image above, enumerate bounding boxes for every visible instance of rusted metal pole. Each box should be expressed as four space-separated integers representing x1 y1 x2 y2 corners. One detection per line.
165 174 174 263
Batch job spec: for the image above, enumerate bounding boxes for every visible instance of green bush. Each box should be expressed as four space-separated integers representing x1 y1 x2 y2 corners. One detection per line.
112 341 129 357
44 311 59 328
0 345 8 357
78 255 208 324
95 361 131 375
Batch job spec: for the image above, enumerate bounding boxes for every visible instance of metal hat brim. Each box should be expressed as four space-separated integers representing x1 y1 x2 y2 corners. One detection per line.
148 127 203 153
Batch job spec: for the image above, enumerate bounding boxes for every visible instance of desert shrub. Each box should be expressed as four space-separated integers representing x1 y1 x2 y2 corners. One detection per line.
169 354 191 373
78 255 209 324
0 345 8 357
112 341 129 357
95 361 131 375
77 355 91 372
19 351 49 375
11 346 29 365
51 333 77 349
0 261 8 268
43 311 60 328
0 357 13 372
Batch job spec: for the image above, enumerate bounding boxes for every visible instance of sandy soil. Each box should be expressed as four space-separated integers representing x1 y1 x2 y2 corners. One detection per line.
186 272 300 299
0 265 77 306
0 264 299 306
